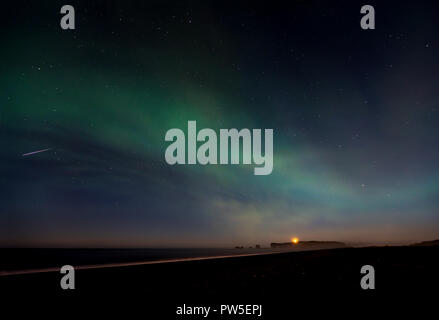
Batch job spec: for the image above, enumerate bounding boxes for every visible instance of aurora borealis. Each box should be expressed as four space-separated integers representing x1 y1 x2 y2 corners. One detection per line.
1 0 438 247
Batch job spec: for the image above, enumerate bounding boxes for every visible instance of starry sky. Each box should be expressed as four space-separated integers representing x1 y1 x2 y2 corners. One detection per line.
1 0 438 247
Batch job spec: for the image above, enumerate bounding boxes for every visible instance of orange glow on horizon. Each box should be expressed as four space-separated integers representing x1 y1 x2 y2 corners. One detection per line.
292 237 299 244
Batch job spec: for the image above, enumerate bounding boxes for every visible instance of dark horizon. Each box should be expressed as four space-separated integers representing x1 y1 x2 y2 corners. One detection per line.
2 237 436 249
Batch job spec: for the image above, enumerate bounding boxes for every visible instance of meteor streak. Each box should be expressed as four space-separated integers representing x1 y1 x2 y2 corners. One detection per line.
22 148 52 157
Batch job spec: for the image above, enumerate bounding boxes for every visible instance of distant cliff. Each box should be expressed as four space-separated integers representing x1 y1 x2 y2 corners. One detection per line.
271 241 348 249
411 239 439 246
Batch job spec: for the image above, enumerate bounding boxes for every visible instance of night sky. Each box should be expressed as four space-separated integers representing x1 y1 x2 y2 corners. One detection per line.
1 0 438 247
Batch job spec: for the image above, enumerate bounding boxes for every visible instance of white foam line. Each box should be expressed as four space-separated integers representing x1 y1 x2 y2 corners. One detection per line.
0 250 291 277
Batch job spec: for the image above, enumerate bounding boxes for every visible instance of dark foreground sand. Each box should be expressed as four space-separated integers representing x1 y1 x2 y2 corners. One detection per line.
1 246 437 316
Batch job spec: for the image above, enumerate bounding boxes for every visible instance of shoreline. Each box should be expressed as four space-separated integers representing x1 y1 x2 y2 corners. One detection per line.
0 248 302 277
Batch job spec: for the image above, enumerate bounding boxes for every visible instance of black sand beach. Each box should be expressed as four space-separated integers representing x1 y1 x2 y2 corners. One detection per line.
1 246 437 316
